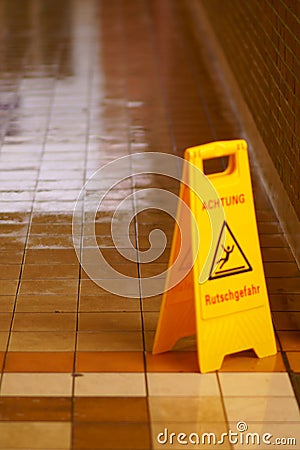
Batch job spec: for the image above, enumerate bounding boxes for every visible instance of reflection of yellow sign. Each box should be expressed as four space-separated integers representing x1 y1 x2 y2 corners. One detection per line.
153 140 276 373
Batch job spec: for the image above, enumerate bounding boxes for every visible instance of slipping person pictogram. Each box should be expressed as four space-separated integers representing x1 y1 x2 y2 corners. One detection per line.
209 221 252 280
218 245 234 269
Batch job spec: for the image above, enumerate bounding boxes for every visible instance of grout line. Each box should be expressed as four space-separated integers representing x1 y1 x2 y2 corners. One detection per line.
70 4 100 447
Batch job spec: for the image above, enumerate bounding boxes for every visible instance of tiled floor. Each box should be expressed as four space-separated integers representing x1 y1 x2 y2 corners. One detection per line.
0 0 299 449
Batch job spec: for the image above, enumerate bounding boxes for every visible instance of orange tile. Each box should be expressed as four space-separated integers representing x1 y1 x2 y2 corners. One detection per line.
146 351 199 372
73 422 151 449
73 397 149 422
0 397 72 421
76 351 144 372
286 352 300 372
5 352 74 372
277 331 300 351
220 350 286 372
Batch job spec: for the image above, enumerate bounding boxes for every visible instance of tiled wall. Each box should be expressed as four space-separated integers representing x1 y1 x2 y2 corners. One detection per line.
200 0 300 220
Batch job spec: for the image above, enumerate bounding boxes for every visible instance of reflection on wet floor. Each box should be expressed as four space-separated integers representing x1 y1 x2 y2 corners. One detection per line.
0 0 299 449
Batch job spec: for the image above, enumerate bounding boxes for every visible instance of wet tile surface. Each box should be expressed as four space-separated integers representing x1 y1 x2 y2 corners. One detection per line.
0 0 299 449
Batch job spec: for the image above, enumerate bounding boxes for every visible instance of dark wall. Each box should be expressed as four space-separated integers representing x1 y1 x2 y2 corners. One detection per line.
201 0 300 219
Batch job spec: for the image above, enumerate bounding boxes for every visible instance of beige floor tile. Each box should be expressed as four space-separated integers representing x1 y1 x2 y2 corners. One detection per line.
224 396 300 422
22 263 79 279
219 372 295 396
82 262 138 278
228 422 300 449
0 332 8 351
147 373 220 396
12 312 77 331
78 312 142 331
0 237 26 249
143 311 159 331
79 295 140 312
144 330 156 352
0 313 12 331
30 223 72 234
0 296 15 312
0 373 73 396
77 331 143 351
0 280 19 296
0 250 24 265
149 397 225 422
0 422 71 449
9 331 75 351
25 248 78 265
74 372 146 396
19 279 78 295
142 295 162 312
26 235 74 248
80 278 140 297
0 265 21 279
15 294 78 312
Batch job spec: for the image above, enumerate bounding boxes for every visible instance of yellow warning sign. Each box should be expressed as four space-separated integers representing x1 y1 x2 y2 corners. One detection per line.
152 139 276 372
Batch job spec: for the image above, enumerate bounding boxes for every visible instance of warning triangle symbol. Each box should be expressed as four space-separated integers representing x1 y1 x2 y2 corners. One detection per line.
209 221 252 280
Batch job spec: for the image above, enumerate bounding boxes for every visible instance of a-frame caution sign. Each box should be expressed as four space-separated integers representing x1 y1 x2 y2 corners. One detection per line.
152 140 276 373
